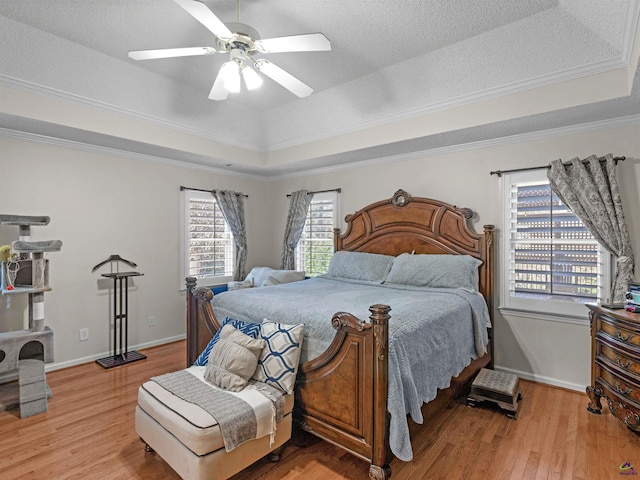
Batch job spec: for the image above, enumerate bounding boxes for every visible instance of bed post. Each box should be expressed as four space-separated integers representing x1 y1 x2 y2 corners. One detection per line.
482 225 495 368
186 276 198 367
369 304 391 480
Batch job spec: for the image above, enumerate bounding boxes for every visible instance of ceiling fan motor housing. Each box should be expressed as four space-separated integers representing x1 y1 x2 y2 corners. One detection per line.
218 22 261 54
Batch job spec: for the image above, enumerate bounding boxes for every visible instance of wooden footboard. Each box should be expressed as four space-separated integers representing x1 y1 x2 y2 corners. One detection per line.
294 305 391 480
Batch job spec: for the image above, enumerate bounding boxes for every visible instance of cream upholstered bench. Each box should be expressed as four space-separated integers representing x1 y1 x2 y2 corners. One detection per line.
135 375 293 480
136 319 304 480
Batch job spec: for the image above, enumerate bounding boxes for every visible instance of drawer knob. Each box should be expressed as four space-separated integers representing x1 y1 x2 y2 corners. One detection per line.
614 381 633 395
617 331 634 342
615 356 633 369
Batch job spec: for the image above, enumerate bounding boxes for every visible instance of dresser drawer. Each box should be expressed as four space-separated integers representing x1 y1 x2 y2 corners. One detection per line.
598 317 640 348
597 364 640 403
595 376 640 431
599 343 640 377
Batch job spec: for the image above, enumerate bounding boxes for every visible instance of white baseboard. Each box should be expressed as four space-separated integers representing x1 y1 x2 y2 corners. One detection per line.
493 364 586 393
44 334 186 373
2 339 587 395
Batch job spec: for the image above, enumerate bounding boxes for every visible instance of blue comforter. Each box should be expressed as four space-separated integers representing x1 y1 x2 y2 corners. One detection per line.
210 276 490 461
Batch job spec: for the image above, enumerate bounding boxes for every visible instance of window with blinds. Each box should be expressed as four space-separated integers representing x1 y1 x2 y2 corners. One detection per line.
510 182 599 302
295 192 338 276
181 190 234 284
501 170 609 317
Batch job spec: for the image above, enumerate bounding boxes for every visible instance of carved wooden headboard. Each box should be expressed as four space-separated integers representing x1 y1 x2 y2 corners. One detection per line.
334 189 495 312
187 189 496 366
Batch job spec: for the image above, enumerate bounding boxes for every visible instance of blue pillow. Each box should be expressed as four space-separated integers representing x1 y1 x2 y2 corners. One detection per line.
193 317 261 366
326 251 394 283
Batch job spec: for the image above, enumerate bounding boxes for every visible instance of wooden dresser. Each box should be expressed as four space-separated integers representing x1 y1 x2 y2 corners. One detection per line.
586 304 640 431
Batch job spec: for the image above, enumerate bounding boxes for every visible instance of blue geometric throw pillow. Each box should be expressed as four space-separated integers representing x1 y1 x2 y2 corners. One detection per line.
252 321 304 394
193 317 261 366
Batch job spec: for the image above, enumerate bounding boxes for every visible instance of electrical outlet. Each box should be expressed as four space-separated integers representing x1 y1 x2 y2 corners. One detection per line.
148 316 156 327
79 328 89 341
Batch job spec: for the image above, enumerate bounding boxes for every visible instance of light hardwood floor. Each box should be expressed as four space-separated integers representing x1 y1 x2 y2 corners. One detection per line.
1 340 638 480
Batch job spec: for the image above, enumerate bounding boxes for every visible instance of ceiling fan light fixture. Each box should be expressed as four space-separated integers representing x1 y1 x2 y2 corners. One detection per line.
242 64 263 90
221 60 241 93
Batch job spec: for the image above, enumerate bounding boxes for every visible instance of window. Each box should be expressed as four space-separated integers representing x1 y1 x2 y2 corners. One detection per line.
180 190 234 287
500 170 610 318
295 191 339 276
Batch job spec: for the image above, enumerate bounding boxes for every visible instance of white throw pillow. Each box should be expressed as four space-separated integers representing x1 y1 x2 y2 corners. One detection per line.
245 267 305 287
262 270 305 286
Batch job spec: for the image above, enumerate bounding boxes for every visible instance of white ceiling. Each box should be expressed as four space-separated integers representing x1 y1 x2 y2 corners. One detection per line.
0 0 638 177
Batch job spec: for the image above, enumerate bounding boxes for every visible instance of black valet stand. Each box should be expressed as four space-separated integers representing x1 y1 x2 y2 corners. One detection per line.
92 255 146 368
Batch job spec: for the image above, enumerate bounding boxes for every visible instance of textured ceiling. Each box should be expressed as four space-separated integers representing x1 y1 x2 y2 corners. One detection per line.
0 0 560 107
0 0 638 177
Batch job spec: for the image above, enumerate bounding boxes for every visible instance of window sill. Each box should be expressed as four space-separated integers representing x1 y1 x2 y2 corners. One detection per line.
497 307 590 326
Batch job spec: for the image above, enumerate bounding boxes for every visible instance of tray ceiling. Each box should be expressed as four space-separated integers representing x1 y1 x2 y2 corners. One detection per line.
0 0 638 177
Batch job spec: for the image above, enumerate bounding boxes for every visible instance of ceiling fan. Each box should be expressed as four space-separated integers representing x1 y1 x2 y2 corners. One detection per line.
128 0 331 101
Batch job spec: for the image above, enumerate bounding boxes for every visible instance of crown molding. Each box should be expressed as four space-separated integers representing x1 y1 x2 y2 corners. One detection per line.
266 56 631 152
0 75 266 153
622 0 640 63
271 114 640 180
0 126 265 181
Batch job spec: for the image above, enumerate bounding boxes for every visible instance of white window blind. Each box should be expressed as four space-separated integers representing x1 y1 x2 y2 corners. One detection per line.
181 190 234 286
296 192 338 276
501 171 609 317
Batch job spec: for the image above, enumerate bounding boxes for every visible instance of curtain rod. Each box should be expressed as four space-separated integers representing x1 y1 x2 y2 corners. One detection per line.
286 188 341 197
180 186 248 198
489 156 626 177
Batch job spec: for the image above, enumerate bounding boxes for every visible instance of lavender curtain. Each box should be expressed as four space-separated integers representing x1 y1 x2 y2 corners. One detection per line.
212 190 247 281
281 190 313 270
547 154 634 303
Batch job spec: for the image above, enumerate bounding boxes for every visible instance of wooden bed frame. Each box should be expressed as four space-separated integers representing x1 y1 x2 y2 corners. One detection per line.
185 189 495 480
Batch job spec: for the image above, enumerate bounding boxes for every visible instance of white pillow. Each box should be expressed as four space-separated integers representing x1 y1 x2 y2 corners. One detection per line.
262 270 305 286
228 279 253 290
245 267 305 287
245 267 276 287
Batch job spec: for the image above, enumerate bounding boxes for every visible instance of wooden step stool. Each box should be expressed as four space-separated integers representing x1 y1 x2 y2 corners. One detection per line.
467 368 521 419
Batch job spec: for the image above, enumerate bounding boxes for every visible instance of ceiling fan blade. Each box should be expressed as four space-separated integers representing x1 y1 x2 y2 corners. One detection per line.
254 60 313 98
174 0 233 40
128 46 216 60
255 33 331 53
209 65 230 101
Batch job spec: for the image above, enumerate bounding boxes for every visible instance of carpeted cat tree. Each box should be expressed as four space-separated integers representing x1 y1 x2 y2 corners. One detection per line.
0 215 61 417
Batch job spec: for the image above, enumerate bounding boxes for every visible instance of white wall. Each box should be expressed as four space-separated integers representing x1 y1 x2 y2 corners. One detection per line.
0 136 269 369
2 121 638 390
268 123 640 391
